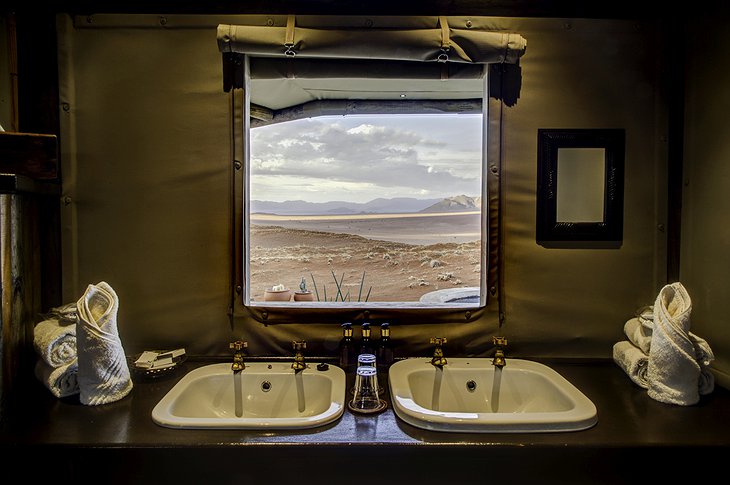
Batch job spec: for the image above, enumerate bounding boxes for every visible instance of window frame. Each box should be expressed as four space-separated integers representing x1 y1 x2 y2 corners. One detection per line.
232 55 498 324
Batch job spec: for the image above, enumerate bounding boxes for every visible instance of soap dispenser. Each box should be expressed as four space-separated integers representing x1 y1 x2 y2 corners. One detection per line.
377 322 394 372
339 322 356 372
360 322 374 355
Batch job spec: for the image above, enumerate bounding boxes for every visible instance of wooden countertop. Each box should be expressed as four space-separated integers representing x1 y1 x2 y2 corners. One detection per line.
2 358 728 484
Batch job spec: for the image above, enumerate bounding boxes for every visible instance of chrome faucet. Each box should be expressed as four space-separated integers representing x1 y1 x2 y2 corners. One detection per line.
492 336 508 369
229 340 248 372
430 337 448 367
292 340 307 371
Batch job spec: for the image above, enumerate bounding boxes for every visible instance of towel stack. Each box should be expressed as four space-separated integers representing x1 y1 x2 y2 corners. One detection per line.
33 310 79 398
613 282 715 406
32 281 133 405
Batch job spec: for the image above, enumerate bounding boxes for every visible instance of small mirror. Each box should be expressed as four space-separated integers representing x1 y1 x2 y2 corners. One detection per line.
556 148 605 223
536 129 625 248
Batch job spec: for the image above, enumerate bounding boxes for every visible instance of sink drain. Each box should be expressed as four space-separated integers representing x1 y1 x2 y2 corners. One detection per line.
466 380 477 392
261 381 272 392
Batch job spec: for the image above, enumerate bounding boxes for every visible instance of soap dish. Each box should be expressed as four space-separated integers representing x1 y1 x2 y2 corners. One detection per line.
130 349 187 379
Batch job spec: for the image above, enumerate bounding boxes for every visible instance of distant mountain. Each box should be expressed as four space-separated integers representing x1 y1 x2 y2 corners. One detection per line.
251 197 442 215
420 195 481 213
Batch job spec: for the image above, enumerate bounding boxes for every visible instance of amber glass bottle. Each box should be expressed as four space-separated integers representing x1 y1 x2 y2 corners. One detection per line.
339 322 356 372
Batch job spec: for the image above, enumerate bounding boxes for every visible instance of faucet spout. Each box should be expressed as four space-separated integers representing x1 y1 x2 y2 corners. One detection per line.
292 340 307 371
430 337 448 368
229 340 248 372
492 336 508 369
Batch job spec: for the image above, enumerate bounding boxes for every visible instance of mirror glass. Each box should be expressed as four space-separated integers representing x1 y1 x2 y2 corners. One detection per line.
556 148 605 223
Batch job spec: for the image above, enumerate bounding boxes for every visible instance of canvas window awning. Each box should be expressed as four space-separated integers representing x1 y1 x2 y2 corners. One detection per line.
217 16 526 98
217 16 527 65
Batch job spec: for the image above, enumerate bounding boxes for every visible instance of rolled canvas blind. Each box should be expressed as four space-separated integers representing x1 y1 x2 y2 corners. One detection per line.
217 16 527 65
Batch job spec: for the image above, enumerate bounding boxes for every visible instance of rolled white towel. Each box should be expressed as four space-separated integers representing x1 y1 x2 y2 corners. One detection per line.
76 281 133 406
613 341 649 389
689 333 715 395
689 333 714 367
33 318 77 367
623 317 652 354
49 301 79 325
647 282 701 406
35 359 79 398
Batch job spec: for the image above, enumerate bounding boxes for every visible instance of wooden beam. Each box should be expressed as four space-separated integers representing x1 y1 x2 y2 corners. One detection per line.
250 103 274 122
251 98 482 127
0 132 58 179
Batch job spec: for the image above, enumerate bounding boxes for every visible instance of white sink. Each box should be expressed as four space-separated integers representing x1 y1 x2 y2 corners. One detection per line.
152 362 346 429
388 358 597 433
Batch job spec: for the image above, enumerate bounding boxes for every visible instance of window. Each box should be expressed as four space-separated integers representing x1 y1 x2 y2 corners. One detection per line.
249 111 484 304
217 17 527 313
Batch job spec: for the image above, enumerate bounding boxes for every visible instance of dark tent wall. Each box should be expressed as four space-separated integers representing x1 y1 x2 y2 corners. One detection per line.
57 14 670 366
680 16 730 388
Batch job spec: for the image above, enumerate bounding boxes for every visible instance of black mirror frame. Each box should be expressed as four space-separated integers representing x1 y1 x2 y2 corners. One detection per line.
536 128 625 248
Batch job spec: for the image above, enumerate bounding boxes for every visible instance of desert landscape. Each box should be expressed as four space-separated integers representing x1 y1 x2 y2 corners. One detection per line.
249 213 482 303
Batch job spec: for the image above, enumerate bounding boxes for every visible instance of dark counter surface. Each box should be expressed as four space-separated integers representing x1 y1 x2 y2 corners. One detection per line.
2 358 728 484
3 358 729 447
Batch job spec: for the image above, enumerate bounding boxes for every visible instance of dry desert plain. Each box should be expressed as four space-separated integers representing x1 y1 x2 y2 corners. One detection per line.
249 211 482 302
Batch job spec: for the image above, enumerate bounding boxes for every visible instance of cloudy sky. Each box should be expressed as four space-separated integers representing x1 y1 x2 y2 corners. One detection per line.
249 113 483 203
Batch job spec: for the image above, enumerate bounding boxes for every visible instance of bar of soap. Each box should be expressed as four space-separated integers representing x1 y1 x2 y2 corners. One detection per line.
134 348 186 369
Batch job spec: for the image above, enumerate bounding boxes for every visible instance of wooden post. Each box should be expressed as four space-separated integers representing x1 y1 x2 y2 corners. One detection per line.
1 193 41 415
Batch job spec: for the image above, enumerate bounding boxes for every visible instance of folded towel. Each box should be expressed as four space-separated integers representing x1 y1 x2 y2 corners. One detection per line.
49 302 79 325
623 317 652 354
34 359 79 398
647 282 702 406
689 333 714 367
76 281 133 406
613 341 649 389
33 318 77 367
688 333 715 395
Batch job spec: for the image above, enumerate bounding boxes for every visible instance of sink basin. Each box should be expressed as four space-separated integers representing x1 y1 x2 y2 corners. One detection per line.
388 358 597 433
152 362 346 429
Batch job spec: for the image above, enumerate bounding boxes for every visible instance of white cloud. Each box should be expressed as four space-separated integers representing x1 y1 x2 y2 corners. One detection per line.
250 114 482 203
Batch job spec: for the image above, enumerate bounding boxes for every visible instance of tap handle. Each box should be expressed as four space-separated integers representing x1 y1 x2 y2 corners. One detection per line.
430 337 447 346
229 340 248 351
492 336 508 347
292 340 307 351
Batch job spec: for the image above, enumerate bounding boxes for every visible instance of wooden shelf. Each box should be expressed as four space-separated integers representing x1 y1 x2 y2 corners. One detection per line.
0 132 59 181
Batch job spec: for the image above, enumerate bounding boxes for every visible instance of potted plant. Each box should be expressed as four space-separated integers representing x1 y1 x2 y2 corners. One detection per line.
264 284 292 302
293 277 315 301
